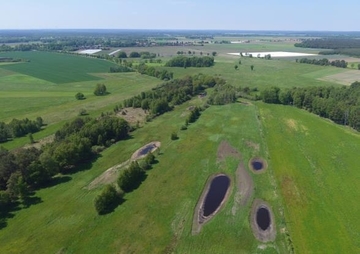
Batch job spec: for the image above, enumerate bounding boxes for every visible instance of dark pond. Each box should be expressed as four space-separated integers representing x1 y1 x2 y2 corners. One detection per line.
203 175 230 217
139 144 156 156
256 207 271 230
252 161 264 171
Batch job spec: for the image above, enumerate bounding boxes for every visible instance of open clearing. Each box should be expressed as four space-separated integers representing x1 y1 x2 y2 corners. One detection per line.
228 51 317 57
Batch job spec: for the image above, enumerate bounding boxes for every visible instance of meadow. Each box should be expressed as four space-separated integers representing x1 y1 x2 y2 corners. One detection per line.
1 40 360 253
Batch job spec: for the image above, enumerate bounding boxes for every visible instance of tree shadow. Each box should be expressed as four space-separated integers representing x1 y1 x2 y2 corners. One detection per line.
99 198 126 216
0 201 20 230
126 173 148 193
65 154 102 175
39 175 72 190
22 194 43 209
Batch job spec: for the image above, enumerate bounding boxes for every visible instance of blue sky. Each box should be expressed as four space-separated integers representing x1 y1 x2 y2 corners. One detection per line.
1 0 359 30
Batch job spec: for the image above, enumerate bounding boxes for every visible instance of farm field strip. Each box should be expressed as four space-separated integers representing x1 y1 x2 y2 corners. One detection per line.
228 51 317 57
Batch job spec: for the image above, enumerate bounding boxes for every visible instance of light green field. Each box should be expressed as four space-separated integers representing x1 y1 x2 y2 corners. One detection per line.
0 51 117 84
259 103 360 253
0 99 289 254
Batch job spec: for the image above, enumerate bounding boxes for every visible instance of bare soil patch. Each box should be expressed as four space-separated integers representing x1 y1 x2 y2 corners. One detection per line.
116 108 147 125
250 199 276 242
87 141 161 190
319 70 360 85
216 140 241 162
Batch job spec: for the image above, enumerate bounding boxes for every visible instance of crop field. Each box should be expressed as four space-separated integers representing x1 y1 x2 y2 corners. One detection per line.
259 103 360 253
0 51 117 84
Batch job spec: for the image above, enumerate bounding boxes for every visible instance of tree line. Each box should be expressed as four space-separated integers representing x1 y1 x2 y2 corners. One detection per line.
165 56 215 68
134 63 173 80
260 82 360 131
119 74 223 117
0 116 129 211
0 117 43 143
297 58 348 68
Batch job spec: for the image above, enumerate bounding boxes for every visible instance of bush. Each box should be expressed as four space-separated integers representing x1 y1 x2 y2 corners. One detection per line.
171 132 178 140
94 84 107 96
117 161 145 192
180 125 187 130
75 92 85 100
94 184 123 215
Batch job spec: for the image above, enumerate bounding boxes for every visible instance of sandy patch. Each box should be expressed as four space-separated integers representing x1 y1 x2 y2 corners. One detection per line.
250 199 276 242
87 141 161 190
109 49 122 56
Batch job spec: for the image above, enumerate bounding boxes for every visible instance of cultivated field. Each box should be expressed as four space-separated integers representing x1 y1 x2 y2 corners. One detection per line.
0 51 116 84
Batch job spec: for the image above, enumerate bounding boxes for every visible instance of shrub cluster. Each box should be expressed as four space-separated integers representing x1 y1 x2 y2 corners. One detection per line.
0 117 43 142
165 56 214 68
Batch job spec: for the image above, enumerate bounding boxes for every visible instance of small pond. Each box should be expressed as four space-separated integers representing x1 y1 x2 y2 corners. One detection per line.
139 144 156 156
252 161 264 171
256 207 271 230
203 175 230 217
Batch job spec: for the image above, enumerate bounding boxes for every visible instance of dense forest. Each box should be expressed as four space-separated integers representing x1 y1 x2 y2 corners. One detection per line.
295 38 360 57
261 82 360 131
297 58 348 68
165 56 215 68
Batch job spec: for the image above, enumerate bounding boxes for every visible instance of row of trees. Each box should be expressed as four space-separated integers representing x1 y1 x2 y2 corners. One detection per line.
0 117 43 143
134 63 173 80
118 51 157 59
119 74 223 116
165 56 215 68
94 152 156 215
297 58 348 68
260 82 360 131
109 66 134 73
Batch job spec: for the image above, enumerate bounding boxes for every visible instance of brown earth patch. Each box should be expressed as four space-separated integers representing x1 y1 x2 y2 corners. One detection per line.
116 107 147 125
216 140 241 162
87 141 161 190
245 140 260 151
250 199 276 242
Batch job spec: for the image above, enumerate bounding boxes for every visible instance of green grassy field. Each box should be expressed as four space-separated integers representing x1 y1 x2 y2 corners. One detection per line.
0 51 117 84
0 99 289 254
1 44 360 253
258 103 360 253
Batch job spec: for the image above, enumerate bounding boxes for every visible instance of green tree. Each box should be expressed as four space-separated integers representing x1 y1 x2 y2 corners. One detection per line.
118 51 127 58
75 92 85 100
117 161 144 192
94 84 107 96
171 132 178 140
251 65 254 71
129 52 141 58
358 64 360 70
212 51 217 57
234 65 238 70
145 152 156 165
94 184 123 215
28 133 35 144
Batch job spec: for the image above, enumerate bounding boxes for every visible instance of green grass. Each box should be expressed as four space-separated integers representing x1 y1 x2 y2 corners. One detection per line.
0 51 117 84
258 103 360 253
0 100 288 254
